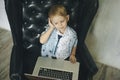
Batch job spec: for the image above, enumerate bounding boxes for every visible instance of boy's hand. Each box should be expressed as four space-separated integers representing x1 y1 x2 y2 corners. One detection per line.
48 18 55 29
69 55 76 63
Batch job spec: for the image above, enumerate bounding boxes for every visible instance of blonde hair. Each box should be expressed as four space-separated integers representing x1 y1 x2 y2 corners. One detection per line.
48 5 67 18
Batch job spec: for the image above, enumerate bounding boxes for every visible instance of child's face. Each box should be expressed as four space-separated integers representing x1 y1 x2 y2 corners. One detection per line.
50 15 69 31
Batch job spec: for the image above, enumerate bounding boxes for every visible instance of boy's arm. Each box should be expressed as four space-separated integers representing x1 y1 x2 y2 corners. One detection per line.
69 47 77 63
39 18 55 44
71 47 77 56
39 27 54 44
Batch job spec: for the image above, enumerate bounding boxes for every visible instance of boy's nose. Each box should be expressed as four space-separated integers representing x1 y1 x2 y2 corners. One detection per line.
58 23 62 26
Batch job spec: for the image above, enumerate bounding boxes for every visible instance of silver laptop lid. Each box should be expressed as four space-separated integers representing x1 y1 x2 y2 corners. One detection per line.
32 57 80 80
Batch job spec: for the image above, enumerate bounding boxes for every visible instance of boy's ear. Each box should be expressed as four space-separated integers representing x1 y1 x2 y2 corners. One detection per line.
66 15 69 21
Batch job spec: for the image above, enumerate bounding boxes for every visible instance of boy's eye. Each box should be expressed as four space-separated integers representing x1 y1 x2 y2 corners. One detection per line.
55 23 58 25
54 20 65 25
61 20 64 23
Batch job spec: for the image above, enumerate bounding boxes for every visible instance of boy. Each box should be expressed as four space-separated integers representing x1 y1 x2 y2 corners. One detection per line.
39 5 78 63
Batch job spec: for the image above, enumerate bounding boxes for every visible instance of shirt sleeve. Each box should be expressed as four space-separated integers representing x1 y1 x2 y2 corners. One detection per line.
74 38 78 47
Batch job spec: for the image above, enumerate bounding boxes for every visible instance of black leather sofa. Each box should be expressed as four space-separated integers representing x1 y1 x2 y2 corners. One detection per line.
4 0 99 80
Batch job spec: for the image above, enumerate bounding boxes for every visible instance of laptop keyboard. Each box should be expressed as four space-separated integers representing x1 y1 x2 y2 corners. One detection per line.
38 67 73 80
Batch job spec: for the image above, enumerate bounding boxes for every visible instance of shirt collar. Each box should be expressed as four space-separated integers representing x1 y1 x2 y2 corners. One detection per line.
56 26 69 37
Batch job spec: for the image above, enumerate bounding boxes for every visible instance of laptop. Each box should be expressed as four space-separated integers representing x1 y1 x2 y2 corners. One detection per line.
25 56 80 80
